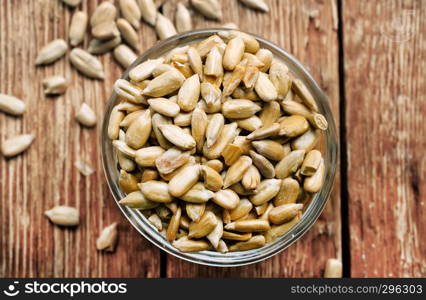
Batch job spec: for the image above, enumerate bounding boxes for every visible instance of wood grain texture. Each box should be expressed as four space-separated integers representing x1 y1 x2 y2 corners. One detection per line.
0 0 160 277
343 0 426 277
163 0 342 277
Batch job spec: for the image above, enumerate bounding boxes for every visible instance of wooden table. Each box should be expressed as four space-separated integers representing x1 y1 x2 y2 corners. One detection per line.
0 0 424 277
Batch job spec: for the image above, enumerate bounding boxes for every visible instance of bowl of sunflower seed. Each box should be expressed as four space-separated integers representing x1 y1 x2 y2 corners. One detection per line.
101 29 338 266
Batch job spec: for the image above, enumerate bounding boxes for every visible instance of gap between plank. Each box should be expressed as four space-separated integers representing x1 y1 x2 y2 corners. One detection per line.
337 0 351 278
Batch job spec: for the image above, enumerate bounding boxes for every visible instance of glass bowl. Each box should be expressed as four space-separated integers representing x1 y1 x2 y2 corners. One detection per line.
101 29 338 267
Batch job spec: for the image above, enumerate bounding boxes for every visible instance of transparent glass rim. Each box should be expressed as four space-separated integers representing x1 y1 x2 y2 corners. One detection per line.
101 29 338 267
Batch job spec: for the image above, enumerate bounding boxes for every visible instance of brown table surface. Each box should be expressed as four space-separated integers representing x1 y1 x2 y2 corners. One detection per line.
0 0 424 277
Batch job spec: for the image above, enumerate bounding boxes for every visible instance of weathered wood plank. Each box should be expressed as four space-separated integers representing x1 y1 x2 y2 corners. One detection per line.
163 0 342 277
0 0 160 277
343 0 426 277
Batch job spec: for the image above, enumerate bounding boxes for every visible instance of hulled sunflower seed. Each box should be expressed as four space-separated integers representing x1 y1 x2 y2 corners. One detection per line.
201 165 223 191
187 47 203 79
172 236 210 252
118 170 139 193
168 164 200 197
113 140 136 157
181 182 214 203
141 169 159 182
224 219 270 232
1 134 35 157
35 39 68 65
148 214 163 230
191 108 208 152
45 206 79 226
229 235 265 251
309 112 328 130
117 18 139 51
236 116 263 132
249 178 281 206
42 76 68 95
303 157 325 193
269 59 291 99
252 140 286 161
119 0 141 29
238 0 269 12
119 190 159 209
176 111 195 127
223 37 245 71
114 79 143 104
291 127 320 151
90 2 118 40
218 30 259 54
274 177 300 206
76 103 96 127
135 146 165 167
259 101 280 127
196 35 224 57
125 109 152 149
155 13 177 40
241 165 261 190
301 149 322 176
229 198 253 221
70 48 105 79
204 159 223 172
108 107 125 140
324 259 343 278
158 124 196 150
155 147 190 174
249 150 275 178
223 231 252 241
201 82 221 108
166 206 182 241
191 0 222 20
212 189 240 210
256 48 273 72
91 1 116 25
129 58 164 82
139 180 173 203
221 143 243 166
242 65 259 89
114 44 138 69
138 0 158 26
255 72 277 101
175 3 192 33
69 11 88 46
148 98 180 117
265 214 300 243
143 69 185 97
292 79 318 112
207 216 223 249
222 99 261 119
96 223 118 252
246 123 280 140
275 149 305 179
279 115 309 137
88 36 121 54
223 64 246 97
269 203 303 225
204 46 223 77
205 113 224 148
223 155 252 188
188 211 217 238
177 74 201 112
92 22 120 41
0 94 26 116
